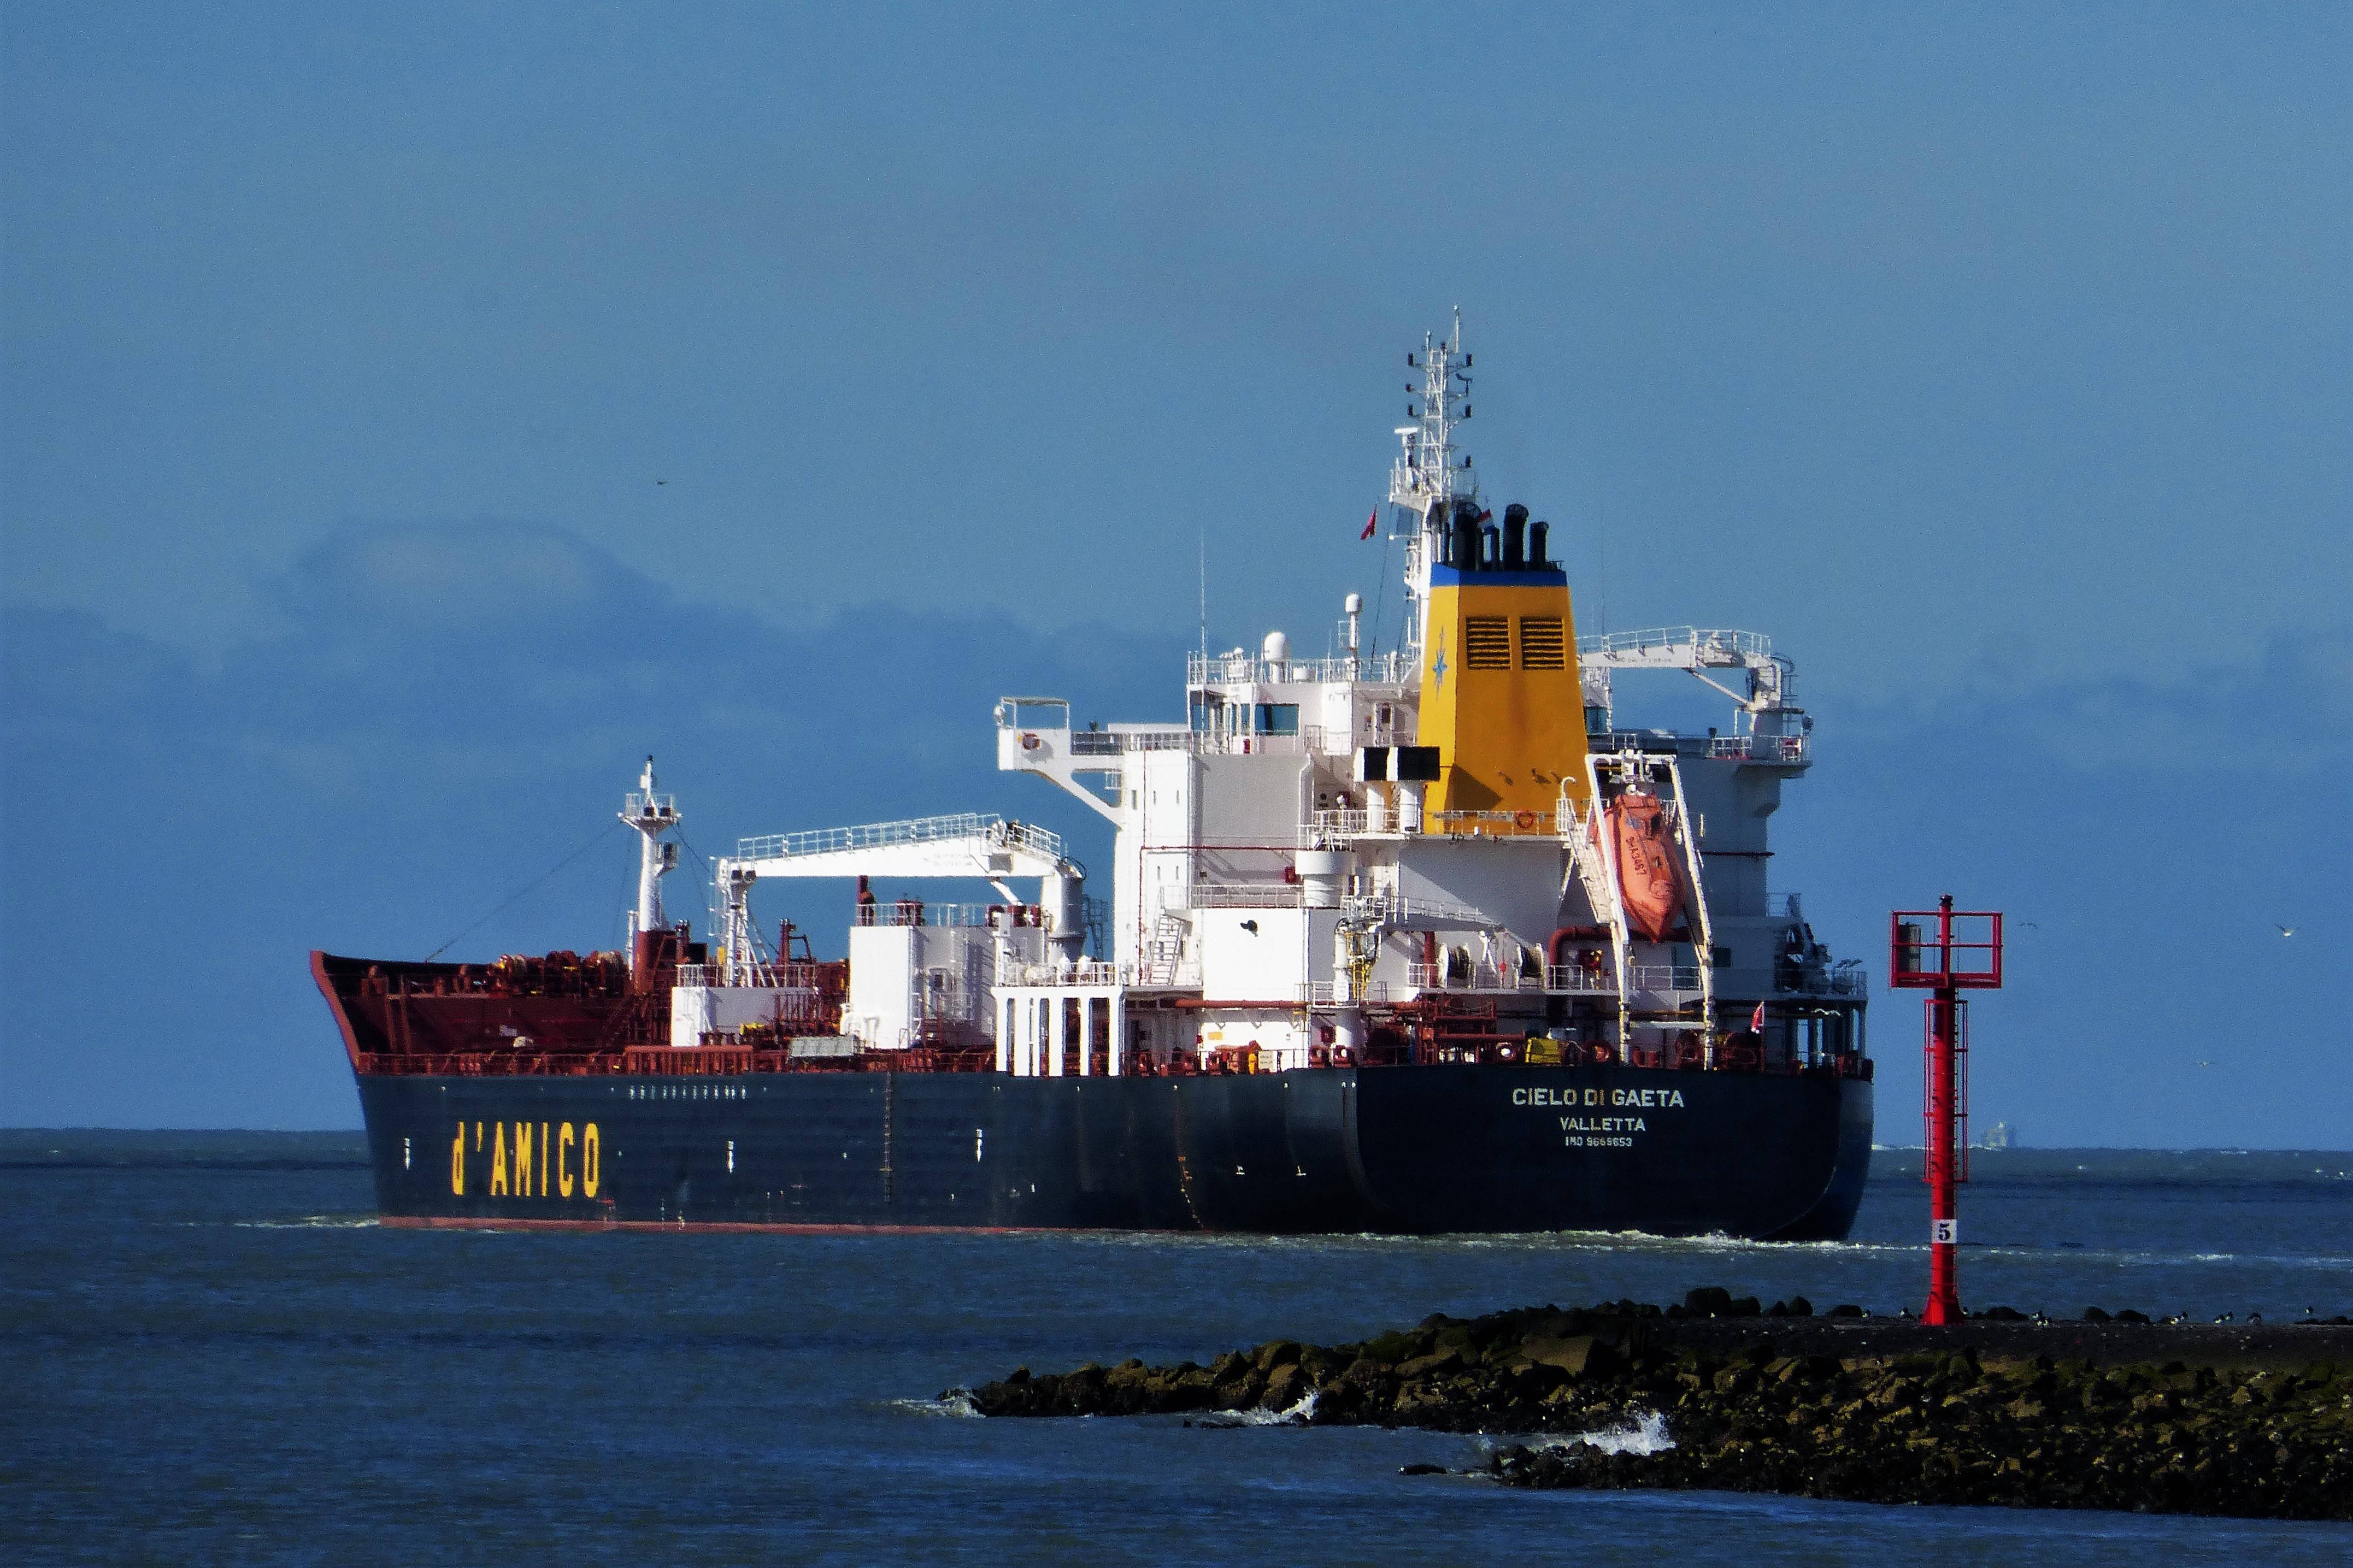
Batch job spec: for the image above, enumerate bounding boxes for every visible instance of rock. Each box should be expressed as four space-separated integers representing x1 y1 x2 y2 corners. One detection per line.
1254 1340 1302 1372
1396 1347 1465 1380
1519 1334 1609 1378
961 1290 2353 1520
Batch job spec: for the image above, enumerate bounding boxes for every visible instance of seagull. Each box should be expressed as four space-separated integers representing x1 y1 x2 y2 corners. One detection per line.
2276 924 2296 937
2019 922 2040 931
2213 1312 2233 1324
2248 1312 2262 1325
2195 1059 2216 1070
656 479 668 486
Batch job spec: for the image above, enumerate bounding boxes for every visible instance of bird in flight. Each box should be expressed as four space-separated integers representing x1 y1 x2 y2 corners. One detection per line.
656 479 668 486
2276 924 2296 937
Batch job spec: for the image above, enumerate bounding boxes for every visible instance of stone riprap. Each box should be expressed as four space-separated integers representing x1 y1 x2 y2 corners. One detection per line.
960 1290 2353 1519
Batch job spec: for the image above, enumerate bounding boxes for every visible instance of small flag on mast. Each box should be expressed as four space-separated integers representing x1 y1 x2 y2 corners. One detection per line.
1749 1000 1767 1034
1359 509 1378 540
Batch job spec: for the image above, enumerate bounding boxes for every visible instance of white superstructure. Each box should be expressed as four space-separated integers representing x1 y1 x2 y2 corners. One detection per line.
673 325 1866 1078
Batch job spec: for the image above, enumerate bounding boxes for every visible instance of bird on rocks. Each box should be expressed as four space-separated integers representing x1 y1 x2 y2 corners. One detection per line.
2031 1311 2049 1325
2214 1312 2234 1324
2248 1312 2262 1325
2304 1306 2319 1321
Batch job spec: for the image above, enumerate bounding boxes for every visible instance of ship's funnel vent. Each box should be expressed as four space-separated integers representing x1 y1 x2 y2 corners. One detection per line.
1450 499 1481 571
1528 519 1550 568
1502 503 1528 568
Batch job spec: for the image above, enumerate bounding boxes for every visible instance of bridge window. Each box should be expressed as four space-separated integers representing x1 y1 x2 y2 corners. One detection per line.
1254 704 1298 735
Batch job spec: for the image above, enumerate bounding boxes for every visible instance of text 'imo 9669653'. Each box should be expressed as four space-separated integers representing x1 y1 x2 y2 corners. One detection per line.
313 320 1873 1235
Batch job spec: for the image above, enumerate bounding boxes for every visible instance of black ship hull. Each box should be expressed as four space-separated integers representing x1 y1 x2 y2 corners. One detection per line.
355 1065 1872 1239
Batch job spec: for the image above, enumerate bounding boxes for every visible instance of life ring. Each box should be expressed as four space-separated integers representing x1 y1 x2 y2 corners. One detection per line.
1514 810 1538 830
1019 732 1041 751
1590 1041 1616 1065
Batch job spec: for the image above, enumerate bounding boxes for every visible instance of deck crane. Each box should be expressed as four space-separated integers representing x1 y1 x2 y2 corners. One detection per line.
714 813 1085 986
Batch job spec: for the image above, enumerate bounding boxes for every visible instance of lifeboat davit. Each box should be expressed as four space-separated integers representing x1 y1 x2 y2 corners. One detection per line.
1597 789 1685 941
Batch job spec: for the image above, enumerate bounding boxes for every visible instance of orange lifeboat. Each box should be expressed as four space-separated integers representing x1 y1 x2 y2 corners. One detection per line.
1596 788 1684 941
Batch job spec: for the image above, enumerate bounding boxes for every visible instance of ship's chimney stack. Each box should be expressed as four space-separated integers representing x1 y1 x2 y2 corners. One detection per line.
1502 503 1528 568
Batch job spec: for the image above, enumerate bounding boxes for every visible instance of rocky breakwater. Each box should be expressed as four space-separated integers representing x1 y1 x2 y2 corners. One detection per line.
962 1290 2353 1519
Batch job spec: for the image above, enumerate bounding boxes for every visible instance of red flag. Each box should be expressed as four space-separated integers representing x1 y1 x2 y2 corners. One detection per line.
1749 1000 1767 1033
1359 509 1378 540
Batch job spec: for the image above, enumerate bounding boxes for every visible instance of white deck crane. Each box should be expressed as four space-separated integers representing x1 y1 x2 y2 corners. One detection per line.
715 813 1086 986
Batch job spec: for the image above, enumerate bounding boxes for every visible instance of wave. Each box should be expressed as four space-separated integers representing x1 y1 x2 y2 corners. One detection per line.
1212 1389 1319 1426
1495 1410 1675 1459
894 1391 982 1418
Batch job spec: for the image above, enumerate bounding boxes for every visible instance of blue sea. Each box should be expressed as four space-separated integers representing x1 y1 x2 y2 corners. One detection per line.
4 1136 2349 1565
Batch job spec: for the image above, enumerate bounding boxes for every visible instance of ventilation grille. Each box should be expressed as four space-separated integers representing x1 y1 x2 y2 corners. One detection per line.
1464 617 1511 669
1519 616 1566 669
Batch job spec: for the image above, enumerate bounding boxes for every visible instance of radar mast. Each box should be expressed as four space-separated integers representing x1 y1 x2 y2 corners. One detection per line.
1387 308 1478 659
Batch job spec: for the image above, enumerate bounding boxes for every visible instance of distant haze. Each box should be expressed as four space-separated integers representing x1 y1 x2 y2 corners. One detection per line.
3 7 2346 1143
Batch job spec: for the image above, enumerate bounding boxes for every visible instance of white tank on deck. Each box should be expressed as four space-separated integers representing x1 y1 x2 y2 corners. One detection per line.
1295 848 1348 909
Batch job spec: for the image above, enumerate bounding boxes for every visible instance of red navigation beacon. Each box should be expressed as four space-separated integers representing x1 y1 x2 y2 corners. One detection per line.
1889 896 2003 1325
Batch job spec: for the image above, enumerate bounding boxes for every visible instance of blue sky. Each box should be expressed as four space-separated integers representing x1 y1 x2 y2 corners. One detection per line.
3 4 2346 1142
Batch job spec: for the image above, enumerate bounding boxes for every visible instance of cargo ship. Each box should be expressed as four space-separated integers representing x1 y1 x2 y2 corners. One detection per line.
315 320 1874 1236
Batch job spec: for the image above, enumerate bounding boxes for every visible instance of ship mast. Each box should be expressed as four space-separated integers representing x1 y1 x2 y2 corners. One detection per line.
621 756 679 966
1387 307 1476 659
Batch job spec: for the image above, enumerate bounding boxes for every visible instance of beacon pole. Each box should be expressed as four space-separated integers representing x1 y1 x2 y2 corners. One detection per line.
1889 895 2002 1329
1923 978 1961 1324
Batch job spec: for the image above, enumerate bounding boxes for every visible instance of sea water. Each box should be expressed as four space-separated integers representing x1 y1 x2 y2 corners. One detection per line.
4 1135 2348 1565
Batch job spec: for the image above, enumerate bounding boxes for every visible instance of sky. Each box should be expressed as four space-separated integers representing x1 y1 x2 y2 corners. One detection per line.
3 3 2347 1144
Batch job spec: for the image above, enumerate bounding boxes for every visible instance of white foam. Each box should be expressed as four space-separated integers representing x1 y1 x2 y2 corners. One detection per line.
1216 1389 1319 1426
1531 1410 1676 1458
895 1392 983 1418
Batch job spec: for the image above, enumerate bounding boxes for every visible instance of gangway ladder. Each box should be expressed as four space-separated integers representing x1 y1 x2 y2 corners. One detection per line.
1557 785 1633 1042
1143 911 1190 987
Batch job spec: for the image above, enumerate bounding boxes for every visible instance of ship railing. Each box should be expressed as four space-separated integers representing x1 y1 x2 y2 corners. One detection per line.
674 962 829 991
1186 883 1305 910
1627 963 1706 992
1706 733 1809 764
1302 807 1370 846
1187 650 1418 687
736 812 1063 865
1579 627 1775 664
1430 809 1562 836
1406 962 1546 993
854 901 1024 929
1131 960 1204 990
1542 965 1618 994
1344 891 1504 931
1826 963 1868 997
1064 727 1333 759
994 958 1125 989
